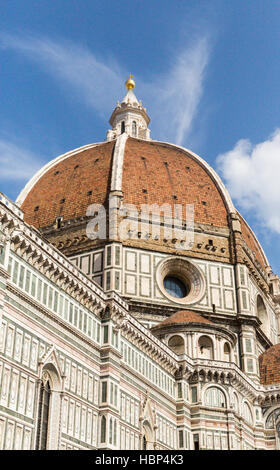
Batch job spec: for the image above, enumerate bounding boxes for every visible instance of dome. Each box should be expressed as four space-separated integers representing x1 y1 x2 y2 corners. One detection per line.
16 79 269 273
155 309 213 327
19 137 230 229
151 309 236 348
259 343 280 385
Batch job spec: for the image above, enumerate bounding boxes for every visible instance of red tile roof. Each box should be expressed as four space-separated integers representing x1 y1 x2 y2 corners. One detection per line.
21 141 115 228
158 310 213 327
21 138 229 229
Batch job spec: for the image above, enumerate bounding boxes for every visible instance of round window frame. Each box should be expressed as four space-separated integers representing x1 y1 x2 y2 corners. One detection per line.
156 256 206 305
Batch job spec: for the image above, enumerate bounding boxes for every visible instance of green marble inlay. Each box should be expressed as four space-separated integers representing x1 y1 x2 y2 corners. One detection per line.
61 433 96 449
0 405 34 425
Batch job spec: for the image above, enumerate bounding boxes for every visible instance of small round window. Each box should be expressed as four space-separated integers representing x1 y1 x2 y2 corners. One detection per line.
163 276 188 298
156 257 206 305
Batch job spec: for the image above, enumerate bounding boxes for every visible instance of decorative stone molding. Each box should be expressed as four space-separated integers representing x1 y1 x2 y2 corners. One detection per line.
156 256 206 306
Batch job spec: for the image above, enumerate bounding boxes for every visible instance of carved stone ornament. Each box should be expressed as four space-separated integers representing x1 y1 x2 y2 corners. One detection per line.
42 370 51 385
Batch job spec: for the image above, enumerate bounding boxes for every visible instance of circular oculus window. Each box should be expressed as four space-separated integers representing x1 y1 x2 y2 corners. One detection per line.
163 276 189 298
156 257 205 305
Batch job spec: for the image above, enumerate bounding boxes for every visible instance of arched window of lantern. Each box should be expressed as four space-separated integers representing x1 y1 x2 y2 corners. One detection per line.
198 335 214 360
224 342 231 361
256 295 270 337
121 121 125 134
205 386 226 408
168 335 185 355
132 121 137 137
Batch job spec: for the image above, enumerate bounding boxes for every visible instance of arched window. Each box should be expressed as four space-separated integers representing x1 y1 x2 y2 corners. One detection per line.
36 363 62 450
224 342 231 361
243 402 253 425
233 392 239 414
109 417 113 444
205 387 226 408
121 121 125 134
266 408 280 429
36 375 51 449
142 420 154 450
256 295 269 336
100 415 106 443
168 335 185 355
143 435 147 450
132 121 137 137
198 335 214 359
114 420 117 445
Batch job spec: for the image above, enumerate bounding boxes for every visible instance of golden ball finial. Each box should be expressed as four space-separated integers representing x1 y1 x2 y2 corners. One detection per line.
125 74 135 90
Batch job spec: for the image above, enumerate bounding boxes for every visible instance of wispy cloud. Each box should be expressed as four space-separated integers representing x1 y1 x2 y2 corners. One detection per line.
0 33 210 146
145 37 210 145
0 33 124 119
217 129 280 234
0 138 43 182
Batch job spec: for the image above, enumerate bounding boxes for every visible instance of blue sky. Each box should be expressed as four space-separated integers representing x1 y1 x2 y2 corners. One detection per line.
0 0 280 274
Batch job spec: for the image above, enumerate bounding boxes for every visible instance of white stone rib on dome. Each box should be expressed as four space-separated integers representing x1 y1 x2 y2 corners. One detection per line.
110 133 128 192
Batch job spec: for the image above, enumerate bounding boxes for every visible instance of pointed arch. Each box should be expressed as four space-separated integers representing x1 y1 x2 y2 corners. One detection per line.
140 395 156 450
36 348 63 449
100 415 107 444
142 420 154 450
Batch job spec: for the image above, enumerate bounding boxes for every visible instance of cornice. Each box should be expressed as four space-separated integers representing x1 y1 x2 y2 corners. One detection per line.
108 302 180 375
0 205 107 310
6 282 102 351
242 248 269 292
183 359 264 402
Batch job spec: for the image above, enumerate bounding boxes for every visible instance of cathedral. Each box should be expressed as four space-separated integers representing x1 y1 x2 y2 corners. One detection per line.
0 76 280 451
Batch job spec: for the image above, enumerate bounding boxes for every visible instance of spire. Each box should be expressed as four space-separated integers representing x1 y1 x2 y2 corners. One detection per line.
107 76 151 141
122 74 138 106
